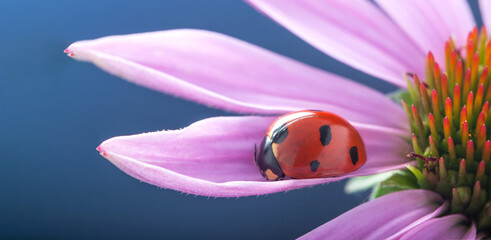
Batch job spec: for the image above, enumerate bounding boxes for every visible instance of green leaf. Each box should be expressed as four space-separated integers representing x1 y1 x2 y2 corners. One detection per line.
344 171 400 194
407 165 430 189
371 170 419 199
387 89 412 106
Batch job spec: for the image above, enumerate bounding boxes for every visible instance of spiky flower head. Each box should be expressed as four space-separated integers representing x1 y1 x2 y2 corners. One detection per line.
400 27 491 231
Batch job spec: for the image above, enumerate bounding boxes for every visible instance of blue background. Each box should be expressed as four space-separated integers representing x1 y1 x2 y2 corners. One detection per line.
0 1 483 239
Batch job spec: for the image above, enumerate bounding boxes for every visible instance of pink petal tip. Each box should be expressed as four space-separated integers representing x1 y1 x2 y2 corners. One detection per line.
96 146 106 157
64 48 74 57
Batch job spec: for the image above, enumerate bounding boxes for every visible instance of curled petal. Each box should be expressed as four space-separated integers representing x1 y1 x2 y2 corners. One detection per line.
400 214 474 240
388 202 449 239
481 0 491 29
461 222 477 240
246 0 424 87
98 116 411 197
299 190 445 240
376 0 475 65
66 29 406 129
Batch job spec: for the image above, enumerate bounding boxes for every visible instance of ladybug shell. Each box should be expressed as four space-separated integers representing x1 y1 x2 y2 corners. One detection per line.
262 110 366 179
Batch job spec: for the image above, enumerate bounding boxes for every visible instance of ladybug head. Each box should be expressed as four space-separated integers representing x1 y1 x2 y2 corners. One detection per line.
254 137 285 181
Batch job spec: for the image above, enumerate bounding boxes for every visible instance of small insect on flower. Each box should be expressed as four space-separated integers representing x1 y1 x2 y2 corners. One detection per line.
254 110 367 180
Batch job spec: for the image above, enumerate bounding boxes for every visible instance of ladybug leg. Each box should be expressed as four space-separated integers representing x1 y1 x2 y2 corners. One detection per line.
275 175 285 181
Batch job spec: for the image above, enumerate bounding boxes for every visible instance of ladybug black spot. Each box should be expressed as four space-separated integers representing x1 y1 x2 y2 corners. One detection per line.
310 160 320 171
349 146 359 165
319 125 332 146
272 127 289 144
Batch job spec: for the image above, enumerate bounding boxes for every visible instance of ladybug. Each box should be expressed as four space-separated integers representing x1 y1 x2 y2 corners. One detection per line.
254 110 366 180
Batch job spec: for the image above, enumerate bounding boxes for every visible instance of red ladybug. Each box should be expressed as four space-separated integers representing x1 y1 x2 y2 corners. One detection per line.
254 110 366 180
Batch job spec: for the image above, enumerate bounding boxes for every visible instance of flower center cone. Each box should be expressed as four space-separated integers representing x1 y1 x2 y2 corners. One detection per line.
402 26 491 231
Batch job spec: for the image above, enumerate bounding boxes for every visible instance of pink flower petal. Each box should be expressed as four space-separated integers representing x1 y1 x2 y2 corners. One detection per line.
245 0 425 87
376 0 475 66
299 190 445 239
481 0 491 29
461 222 477 240
66 30 406 129
388 201 449 239
400 214 474 240
98 116 411 197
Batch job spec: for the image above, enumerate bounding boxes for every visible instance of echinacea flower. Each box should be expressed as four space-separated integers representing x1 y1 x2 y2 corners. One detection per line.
65 0 491 238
